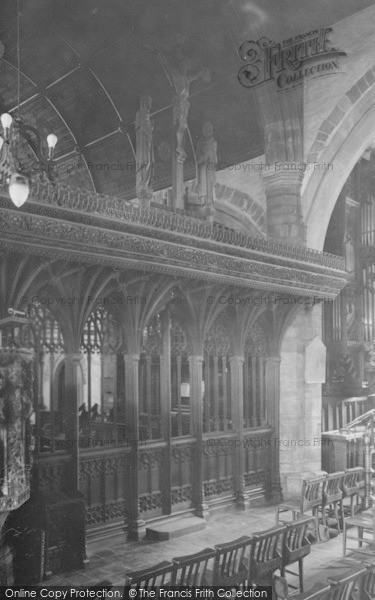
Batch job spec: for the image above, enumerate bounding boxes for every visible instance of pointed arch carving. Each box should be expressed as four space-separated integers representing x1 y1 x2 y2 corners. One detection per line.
244 321 268 357
204 319 232 357
243 319 268 429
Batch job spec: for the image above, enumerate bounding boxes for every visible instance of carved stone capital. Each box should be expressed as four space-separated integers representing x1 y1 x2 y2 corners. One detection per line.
65 352 82 365
262 168 304 193
229 356 245 366
123 354 140 365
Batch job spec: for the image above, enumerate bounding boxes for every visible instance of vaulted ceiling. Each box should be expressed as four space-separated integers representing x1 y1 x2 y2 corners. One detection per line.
0 0 373 200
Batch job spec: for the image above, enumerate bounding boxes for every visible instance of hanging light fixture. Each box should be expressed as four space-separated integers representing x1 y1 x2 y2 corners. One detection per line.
0 0 58 208
8 173 30 208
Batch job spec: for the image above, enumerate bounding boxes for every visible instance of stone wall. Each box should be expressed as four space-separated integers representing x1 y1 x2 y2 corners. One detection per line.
279 304 326 496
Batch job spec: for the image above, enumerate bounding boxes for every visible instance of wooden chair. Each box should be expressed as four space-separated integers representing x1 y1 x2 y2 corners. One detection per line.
281 516 314 592
322 472 345 533
171 547 216 586
249 524 286 585
213 535 253 588
325 565 367 600
274 576 330 599
274 565 367 599
276 476 326 541
342 468 364 517
360 564 375 600
124 560 173 588
343 505 375 557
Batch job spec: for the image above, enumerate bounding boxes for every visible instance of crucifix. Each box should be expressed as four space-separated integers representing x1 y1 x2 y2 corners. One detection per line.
157 51 210 209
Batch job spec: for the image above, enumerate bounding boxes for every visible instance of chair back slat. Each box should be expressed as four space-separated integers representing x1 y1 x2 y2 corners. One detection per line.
253 525 285 561
172 547 216 586
214 535 252 587
302 477 326 511
285 516 314 552
323 472 344 502
343 467 364 497
124 560 173 589
250 525 285 584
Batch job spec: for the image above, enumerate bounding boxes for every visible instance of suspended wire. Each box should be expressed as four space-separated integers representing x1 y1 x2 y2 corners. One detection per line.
16 0 21 159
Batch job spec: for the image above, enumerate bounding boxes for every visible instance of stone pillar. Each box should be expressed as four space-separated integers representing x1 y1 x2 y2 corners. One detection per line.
265 356 282 502
64 353 82 492
263 170 306 245
279 304 326 497
189 355 209 518
124 354 145 540
230 356 249 509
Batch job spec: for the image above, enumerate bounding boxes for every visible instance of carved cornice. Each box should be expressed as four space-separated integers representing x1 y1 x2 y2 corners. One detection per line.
0 191 347 298
24 180 344 268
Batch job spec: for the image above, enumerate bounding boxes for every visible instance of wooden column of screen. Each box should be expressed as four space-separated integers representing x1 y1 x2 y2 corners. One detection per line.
124 354 145 540
265 356 282 502
190 355 208 518
160 311 171 515
230 356 249 509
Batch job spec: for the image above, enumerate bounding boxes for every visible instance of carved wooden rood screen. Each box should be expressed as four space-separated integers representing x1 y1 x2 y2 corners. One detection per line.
79 307 129 530
29 301 275 535
28 305 73 497
202 319 272 502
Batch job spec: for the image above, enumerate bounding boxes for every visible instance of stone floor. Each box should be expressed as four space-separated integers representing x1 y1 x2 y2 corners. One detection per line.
40 505 362 591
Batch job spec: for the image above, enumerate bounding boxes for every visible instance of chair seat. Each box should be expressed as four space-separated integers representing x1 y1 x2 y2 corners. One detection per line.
278 499 301 511
295 582 331 599
345 514 374 528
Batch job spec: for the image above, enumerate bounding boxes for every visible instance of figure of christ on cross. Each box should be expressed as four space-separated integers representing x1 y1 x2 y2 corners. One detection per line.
157 51 210 161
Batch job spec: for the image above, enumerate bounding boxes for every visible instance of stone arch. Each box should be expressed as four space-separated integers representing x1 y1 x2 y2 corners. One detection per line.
214 183 266 237
303 72 375 250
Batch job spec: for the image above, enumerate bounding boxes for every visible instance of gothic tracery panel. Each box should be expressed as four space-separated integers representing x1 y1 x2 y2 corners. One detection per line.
203 319 232 433
243 322 268 428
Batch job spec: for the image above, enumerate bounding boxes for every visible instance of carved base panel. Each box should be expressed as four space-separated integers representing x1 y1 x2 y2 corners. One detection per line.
86 500 127 527
80 449 130 529
203 476 235 498
244 469 267 488
139 491 163 517
171 484 192 511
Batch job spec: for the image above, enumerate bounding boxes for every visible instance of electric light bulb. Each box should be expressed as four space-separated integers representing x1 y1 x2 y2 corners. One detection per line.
8 172 29 208
1 113 13 130
47 133 58 149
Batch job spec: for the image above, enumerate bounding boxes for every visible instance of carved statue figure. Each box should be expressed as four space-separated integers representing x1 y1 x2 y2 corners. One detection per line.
196 122 217 204
135 96 154 202
157 51 210 160
343 230 355 273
